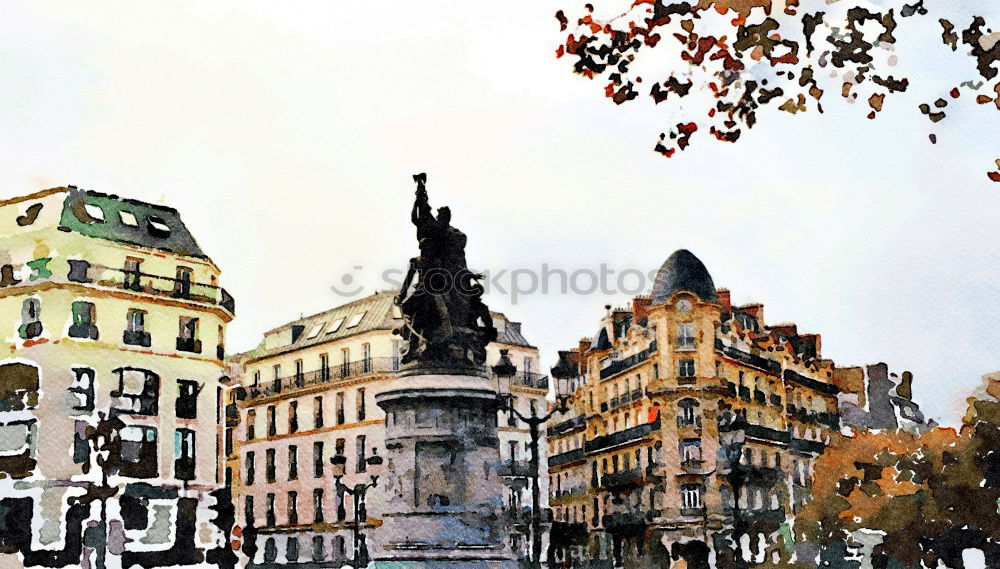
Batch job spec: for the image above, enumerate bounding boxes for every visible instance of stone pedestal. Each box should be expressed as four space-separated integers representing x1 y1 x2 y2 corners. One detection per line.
372 368 515 569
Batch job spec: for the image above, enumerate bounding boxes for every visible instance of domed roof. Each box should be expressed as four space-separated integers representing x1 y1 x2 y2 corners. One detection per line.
651 249 717 304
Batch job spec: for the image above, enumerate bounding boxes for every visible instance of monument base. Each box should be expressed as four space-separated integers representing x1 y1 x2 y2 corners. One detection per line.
373 371 515 569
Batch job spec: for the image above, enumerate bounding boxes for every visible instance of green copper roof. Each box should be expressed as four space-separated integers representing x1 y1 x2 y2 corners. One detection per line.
57 188 207 258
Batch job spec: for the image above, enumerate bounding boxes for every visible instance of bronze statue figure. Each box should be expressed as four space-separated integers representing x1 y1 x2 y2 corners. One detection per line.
395 173 497 369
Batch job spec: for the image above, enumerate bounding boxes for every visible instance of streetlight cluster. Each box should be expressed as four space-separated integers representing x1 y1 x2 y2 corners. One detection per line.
492 349 577 567
329 449 384 569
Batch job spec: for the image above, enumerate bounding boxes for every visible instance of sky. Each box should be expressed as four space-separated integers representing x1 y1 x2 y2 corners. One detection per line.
2 1 999 425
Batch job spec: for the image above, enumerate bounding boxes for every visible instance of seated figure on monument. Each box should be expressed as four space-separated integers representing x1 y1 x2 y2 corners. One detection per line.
395 173 497 369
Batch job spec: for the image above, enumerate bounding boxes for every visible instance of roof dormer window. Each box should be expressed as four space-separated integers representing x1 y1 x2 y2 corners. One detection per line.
84 204 105 222
147 215 171 237
119 211 138 226
346 312 366 329
326 318 345 334
306 323 324 339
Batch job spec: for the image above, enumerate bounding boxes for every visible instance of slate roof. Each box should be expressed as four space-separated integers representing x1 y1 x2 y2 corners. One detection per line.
57 187 207 258
651 249 717 304
245 289 534 361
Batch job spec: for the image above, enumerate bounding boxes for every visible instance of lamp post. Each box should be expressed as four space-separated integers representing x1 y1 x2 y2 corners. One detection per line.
493 349 575 567
330 449 384 569
717 411 748 569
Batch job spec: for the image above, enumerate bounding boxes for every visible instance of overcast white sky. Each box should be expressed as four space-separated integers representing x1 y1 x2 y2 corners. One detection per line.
2 1 999 425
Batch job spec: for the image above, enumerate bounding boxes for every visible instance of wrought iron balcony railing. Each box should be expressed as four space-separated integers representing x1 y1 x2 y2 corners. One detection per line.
248 357 401 400
599 341 657 380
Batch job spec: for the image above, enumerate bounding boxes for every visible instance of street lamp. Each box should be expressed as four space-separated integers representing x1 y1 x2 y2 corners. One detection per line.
331 448 384 569
494 349 575 567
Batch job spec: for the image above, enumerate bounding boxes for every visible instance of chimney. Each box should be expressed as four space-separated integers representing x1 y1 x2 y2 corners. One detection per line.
739 303 764 324
632 295 652 324
579 338 592 353
716 288 732 313
897 371 913 400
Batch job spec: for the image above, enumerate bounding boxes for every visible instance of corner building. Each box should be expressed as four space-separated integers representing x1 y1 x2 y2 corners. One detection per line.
547 250 842 569
0 187 234 568
227 290 549 566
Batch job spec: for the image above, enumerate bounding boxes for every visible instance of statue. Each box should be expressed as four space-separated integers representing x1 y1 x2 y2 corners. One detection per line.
395 173 497 369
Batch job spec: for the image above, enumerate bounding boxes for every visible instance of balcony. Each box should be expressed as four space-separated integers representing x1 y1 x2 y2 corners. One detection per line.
175 337 202 354
679 459 705 474
717 344 781 375
718 416 791 444
62 261 237 317
510 371 550 390
585 418 660 453
783 369 840 395
499 460 534 478
790 437 826 454
680 506 705 518
68 323 99 340
249 357 402 400
676 416 702 429
599 341 657 380
548 447 585 468
550 416 586 436
601 511 648 530
742 507 787 525
122 330 151 347
601 467 644 489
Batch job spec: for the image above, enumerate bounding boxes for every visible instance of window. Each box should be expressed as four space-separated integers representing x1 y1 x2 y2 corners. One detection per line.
124 309 150 346
313 488 325 523
335 438 345 457
680 439 702 463
312 535 325 562
681 485 703 509
245 451 256 485
508 396 519 427
288 445 298 480
69 367 95 412
112 368 159 416
174 266 193 298
119 425 158 478
70 301 98 339
362 343 371 372
653 363 659 379
314 396 324 428
314 441 324 478
147 215 171 236
289 401 299 433
246 409 256 440
174 428 195 480
286 536 299 562
176 317 200 353
678 398 699 427
288 491 298 526
245 496 254 526
336 392 345 425
356 435 367 473
176 380 198 419
266 493 276 527
326 318 345 334
509 441 518 461
83 203 105 222
119 210 138 226
266 448 276 483
19 298 42 339
346 311 366 328
678 323 695 349
357 388 366 422
306 323 324 339
124 258 142 290
264 538 277 563
267 405 276 436
341 348 350 377
320 354 330 381
679 359 695 377
294 359 304 386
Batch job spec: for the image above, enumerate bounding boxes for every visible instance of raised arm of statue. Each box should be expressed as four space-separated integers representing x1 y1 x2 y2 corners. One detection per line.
411 173 432 226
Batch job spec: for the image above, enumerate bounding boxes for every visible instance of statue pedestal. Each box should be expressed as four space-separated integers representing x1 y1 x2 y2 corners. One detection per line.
372 370 516 569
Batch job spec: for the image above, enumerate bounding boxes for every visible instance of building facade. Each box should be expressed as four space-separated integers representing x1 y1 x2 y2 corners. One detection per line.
546 250 843 569
225 290 549 566
834 363 929 434
0 187 234 568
